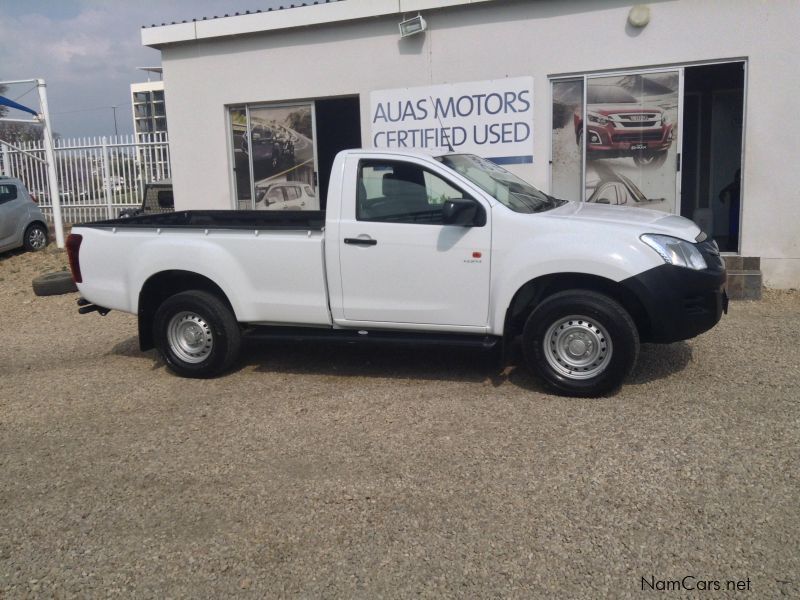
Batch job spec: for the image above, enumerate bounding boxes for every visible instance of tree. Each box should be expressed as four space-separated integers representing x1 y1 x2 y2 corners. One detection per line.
0 120 48 144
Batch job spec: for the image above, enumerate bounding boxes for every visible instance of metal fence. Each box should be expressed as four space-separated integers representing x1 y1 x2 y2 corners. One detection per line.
0 132 170 224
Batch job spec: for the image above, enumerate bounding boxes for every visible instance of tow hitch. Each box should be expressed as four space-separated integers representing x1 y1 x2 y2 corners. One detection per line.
77 297 110 316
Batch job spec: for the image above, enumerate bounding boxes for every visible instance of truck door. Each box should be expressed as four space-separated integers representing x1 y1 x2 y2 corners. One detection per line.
337 158 491 328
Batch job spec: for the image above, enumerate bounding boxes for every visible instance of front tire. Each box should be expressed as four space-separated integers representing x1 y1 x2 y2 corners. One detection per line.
522 290 639 397
153 290 241 378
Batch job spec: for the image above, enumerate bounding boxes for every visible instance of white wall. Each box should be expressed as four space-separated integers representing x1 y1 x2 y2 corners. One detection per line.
158 0 800 287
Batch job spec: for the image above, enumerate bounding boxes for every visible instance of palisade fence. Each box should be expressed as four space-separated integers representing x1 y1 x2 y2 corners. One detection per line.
0 132 171 224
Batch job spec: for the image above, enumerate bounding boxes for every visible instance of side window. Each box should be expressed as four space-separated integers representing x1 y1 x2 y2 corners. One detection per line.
356 160 472 224
265 186 285 206
284 186 301 201
0 184 18 203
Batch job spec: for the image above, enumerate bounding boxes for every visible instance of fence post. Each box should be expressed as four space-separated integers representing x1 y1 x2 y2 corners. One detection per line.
101 136 113 219
1 143 10 177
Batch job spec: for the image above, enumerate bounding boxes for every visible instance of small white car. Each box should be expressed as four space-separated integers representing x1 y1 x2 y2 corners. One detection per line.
254 181 318 210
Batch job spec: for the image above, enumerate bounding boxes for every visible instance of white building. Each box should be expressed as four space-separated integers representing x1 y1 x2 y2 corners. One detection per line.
130 67 170 182
142 0 800 289
130 67 167 142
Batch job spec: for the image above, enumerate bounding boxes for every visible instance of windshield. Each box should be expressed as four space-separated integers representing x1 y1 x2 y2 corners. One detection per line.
587 86 637 104
437 154 566 214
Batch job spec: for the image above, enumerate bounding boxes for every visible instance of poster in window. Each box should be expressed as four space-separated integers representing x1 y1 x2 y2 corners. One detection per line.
245 104 318 211
583 73 679 213
551 79 583 201
551 72 680 214
229 108 251 209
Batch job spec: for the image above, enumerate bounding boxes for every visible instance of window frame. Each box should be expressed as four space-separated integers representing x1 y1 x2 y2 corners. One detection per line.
355 159 480 226
0 183 19 204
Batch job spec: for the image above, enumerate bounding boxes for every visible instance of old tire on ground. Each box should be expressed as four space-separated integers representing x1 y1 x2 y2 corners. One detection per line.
153 290 241 378
32 271 78 296
522 290 640 397
23 223 48 252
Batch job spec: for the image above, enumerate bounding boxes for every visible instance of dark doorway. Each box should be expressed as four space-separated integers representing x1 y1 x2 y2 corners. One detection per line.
315 96 362 209
681 62 745 252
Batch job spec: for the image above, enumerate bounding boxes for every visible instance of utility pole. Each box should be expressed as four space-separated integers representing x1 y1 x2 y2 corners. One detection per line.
112 105 119 136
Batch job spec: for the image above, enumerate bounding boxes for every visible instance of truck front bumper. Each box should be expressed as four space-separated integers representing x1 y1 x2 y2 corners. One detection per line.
621 261 728 344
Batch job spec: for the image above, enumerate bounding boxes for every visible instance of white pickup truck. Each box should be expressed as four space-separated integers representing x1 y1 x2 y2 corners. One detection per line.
68 150 727 396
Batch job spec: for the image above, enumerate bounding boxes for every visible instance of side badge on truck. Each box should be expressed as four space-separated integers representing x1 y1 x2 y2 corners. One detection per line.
464 251 482 264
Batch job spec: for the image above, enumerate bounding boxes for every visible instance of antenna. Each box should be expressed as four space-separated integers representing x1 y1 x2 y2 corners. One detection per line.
430 96 454 153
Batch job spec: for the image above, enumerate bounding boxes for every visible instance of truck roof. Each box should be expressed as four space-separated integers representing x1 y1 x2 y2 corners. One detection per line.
341 148 448 162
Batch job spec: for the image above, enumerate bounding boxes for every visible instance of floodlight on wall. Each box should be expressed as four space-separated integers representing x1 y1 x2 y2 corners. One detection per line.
627 5 651 28
399 14 427 38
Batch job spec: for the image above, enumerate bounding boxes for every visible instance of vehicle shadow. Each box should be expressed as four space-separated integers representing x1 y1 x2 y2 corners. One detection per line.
108 336 693 392
628 341 693 384
109 336 164 371
244 339 508 385
0 247 26 263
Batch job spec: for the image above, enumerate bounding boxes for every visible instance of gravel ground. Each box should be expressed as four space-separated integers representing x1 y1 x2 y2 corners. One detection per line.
1 247 798 598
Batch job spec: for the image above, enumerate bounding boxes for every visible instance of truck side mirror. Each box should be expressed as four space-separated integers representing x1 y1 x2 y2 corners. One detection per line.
442 198 485 226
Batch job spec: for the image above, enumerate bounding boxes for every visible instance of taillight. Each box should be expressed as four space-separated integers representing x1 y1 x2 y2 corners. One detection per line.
66 233 83 283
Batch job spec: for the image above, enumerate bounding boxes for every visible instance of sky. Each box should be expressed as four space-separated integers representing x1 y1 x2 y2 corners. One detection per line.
0 0 290 138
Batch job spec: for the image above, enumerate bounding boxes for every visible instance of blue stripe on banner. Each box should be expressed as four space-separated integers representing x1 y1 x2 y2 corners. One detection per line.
486 155 533 165
0 95 38 117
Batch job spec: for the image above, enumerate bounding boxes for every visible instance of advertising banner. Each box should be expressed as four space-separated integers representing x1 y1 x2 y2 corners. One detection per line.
551 72 680 212
230 103 318 210
370 77 533 164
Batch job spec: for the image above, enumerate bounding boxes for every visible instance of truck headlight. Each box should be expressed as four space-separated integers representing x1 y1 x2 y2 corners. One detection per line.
587 111 609 126
640 234 707 270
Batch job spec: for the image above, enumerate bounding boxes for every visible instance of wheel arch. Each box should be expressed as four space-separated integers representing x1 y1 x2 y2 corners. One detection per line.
137 270 236 351
26 219 49 233
502 272 651 346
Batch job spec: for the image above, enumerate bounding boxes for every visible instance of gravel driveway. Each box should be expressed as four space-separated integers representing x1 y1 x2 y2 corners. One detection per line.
1 247 798 598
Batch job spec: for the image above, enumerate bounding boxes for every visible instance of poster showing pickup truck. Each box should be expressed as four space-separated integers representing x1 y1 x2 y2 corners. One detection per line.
551 72 679 215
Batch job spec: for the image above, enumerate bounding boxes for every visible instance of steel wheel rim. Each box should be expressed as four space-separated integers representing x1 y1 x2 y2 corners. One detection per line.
28 227 46 249
544 315 613 380
167 311 213 364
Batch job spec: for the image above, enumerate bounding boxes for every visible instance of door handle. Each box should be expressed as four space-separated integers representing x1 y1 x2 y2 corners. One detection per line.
344 237 377 246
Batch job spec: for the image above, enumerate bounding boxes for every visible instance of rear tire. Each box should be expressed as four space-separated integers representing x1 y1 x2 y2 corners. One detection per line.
153 290 241 378
522 290 639 397
23 223 48 252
